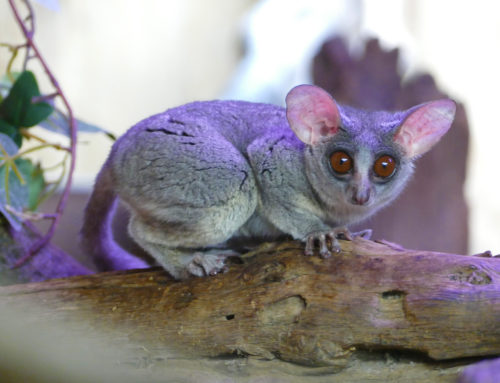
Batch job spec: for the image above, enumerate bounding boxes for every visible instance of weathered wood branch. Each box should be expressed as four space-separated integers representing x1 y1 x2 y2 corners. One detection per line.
1 238 499 375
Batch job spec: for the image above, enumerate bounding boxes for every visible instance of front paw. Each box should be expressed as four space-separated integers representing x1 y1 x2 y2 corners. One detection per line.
304 227 364 258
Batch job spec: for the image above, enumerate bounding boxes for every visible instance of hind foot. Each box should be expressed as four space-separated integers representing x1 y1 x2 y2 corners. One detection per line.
186 250 239 278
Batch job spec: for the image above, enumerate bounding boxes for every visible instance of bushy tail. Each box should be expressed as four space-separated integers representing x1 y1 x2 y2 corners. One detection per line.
80 164 149 271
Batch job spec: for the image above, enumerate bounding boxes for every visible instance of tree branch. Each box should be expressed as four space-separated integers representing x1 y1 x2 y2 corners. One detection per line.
1 238 499 372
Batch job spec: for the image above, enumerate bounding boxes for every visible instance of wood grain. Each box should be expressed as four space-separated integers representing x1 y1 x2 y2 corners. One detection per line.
1 238 499 371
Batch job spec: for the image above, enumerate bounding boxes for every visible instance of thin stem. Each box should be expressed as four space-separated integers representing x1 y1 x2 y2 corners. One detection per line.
9 0 78 267
32 92 58 104
13 143 70 159
21 0 35 70
0 43 23 80
0 142 26 199
37 153 67 207
9 159 25 184
0 141 9 158
5 205 58 222
20 128 71 151
41 155 67 172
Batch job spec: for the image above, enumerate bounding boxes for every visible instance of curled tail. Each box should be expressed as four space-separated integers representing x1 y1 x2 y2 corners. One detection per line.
80 163 149 271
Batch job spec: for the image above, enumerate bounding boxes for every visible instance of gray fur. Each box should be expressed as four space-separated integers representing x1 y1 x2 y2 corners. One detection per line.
81 85 454 279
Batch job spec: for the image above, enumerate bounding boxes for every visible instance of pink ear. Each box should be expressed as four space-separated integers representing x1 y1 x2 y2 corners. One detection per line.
394 99 456 158
285 85 341 145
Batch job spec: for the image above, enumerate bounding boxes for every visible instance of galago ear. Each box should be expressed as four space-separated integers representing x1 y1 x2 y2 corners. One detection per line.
285 85 341 146
394 99 456 158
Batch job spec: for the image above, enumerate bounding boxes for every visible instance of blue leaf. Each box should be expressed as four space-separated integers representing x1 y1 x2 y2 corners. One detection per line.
0 133 28 230
38 109 116 139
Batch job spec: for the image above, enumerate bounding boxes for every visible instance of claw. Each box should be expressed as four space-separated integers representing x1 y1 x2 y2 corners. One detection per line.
330 235 342 254
304 227 356 258
305 236 315 256
318 234 331 258
336 229 353 241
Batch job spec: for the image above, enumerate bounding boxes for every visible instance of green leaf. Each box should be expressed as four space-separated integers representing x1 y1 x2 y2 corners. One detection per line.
0 164 29 231
0 71 38 125
0 72 21 100
0 134 46 228
22 102 53 127
0 119 22 147
15 158 46 210
0 71 54 129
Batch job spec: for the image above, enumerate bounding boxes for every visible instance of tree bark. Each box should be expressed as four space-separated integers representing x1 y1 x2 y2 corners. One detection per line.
1 238 499 381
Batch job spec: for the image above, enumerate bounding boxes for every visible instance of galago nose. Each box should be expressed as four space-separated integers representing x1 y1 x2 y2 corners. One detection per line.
351 187 371 206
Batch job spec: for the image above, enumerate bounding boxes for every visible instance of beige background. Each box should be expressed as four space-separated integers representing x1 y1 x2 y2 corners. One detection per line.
1 0 500 254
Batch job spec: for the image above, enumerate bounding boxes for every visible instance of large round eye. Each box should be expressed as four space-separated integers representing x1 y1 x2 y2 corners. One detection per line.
373 155 396 178
330 151 353 174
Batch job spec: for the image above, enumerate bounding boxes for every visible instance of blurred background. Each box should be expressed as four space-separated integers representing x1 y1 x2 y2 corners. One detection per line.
1 0 499 261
